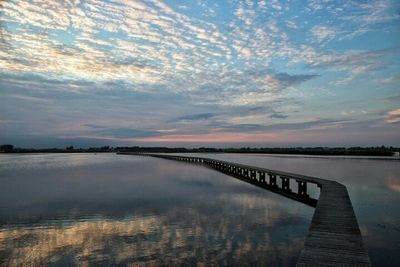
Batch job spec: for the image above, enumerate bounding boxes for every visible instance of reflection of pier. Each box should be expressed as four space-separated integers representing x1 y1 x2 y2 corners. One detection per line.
119 153 371 266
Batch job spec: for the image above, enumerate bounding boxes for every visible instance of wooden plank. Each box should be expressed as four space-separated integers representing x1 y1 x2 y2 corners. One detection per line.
297 180 371 266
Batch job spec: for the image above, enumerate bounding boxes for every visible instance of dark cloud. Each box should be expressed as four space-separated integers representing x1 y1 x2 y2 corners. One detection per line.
94 128 161 138
264 119 347 131
219 124 266 131
174 113 216 121
83 124 107 129
247 106 264 112
269 113 289 119
211 119 349 133
274 72 318 86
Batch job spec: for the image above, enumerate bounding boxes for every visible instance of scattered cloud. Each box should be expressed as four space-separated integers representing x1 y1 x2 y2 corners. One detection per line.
385 108 400 124
0 0 399 146
299 47 400 84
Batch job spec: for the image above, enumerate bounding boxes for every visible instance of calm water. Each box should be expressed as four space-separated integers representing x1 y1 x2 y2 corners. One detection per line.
0 153 313 266
0 154 399 266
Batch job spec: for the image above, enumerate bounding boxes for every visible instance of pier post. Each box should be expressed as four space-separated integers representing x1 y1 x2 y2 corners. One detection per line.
268 174 277 186
281 176 291 192
259 172 265 183
296 180 308 197
251 170 256 180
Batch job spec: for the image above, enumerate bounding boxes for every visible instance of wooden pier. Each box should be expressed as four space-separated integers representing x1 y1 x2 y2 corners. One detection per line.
118 152 371 266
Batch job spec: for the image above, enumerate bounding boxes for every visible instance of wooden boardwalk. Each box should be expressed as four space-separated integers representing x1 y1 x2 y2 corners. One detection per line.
119 152 372 266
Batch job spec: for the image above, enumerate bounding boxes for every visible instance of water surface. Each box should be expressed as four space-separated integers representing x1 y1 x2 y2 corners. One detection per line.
1 153 398 266
0 153 312 266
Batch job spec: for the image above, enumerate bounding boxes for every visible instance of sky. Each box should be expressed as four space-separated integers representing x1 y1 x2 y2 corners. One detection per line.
0 0 399 148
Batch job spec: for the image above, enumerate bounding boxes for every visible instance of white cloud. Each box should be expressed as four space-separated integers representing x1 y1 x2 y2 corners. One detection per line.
0 0 398 106
310 26 337 43
385 108 400 124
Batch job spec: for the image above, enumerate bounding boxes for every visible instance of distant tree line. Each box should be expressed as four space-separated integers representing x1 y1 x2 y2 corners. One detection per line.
1 144 399 156
116 146 399 156
0 144 113 153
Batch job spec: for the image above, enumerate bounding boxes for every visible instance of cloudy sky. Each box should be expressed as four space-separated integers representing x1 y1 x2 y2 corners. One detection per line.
0 0 399 147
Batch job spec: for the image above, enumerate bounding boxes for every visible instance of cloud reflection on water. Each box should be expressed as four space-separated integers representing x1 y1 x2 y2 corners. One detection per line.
386 175 400 193
0 154 311 266
0 203 305 266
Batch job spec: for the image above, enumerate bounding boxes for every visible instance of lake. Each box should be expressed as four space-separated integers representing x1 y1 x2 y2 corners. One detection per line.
0 153 399 266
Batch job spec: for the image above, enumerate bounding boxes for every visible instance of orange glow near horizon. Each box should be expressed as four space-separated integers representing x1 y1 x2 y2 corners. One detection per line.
73 131 334 144
75 132 283 144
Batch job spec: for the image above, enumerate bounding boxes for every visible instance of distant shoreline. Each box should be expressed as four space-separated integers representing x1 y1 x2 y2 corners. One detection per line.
1 145 399 158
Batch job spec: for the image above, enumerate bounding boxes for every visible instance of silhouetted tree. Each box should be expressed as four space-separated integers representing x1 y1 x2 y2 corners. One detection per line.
0 144 14 152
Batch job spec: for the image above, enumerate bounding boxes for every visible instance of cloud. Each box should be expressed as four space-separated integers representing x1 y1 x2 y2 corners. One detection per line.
1 0 394 96
174 113 216 121
297 47 400 84
4 93 51 103
385 108 400 124
310 26 337 43
199 118 350 135
306 0 400 40
286 21 299 30
269 113 288 119
0 0 399 147
0 0 232 86
340 0 400 38
83 124 107 129
185 69 317 106
90 128 161 138
273 72 318 87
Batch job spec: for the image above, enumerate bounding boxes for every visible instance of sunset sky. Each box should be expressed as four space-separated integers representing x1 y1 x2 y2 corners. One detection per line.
0 0 399 147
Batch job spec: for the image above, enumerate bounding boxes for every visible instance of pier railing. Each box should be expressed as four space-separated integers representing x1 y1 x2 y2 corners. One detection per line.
118 152 371 267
